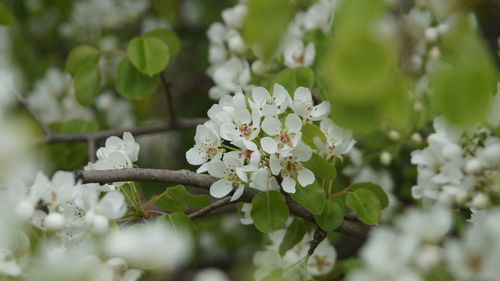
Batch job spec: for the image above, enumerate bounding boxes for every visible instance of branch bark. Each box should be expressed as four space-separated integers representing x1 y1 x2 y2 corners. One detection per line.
75 168 372 239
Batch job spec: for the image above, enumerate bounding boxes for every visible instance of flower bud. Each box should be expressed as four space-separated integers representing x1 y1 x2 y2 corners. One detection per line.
465 158 482 173
15 200 34 220
388 130 400 141
424 27 439 42
428 46 441 60
380 151 392 166
411 133 422 144
45 212 65 231
471 193 489 209
92 214 109 234
228 35 246 54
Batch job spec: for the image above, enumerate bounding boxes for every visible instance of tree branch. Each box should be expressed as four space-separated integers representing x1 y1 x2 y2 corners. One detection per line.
45 117 207 144
160 74 177 126
188 197 232 219
75 168 372 239
15 91 53 136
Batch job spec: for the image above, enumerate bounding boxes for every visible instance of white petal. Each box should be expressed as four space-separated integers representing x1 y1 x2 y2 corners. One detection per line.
298 168 315 187
293 142 313 162
207 160 227 178
233 109 252 124
230 185 245 201
236 167 248 182
294 87 312 102
261 137 278 154
186 147 207 165
262 104 278 116
281 176 296 193
272 84 288 104
262 117 281 136
210 179 233 198
303 43 316 66
220 122 239 141
310 101 331 120
252 86 270 107
269 154 282 175
285 113 303 133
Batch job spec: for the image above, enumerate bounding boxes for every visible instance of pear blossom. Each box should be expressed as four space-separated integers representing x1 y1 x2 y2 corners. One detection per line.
290 87 331 122
283 38 315 68
186 124 224 173
207 152 247 201
210 57 251 99
269 142 315 193
250 84 289 117
314 118 356 159
221 4 247 29
96 132 140 164
260 113 302 155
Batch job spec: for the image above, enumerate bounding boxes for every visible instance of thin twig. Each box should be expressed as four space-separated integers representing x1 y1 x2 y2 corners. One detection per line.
160 75 177 126
15 91 53 136
75 168 372 239
188 197 232 219
44 117 207 144
87 138 96 162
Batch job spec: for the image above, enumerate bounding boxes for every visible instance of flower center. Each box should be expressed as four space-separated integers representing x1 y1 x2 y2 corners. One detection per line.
281 156 301 176
238 123 254 138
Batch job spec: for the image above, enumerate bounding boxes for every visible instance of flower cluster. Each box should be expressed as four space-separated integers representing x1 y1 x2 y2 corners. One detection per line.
85 132 140 173
187 84 355 200
206 0 336 100
411 91 500 210
348 206 500 281
254 228 337 281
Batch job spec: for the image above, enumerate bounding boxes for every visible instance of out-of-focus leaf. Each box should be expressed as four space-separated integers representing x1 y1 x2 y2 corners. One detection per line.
301 124 326 149
155 185 211 212
145 28 181 57
66 45 100 76
272 67 314 95
430 20 496 126
244 0 293 61
127 36 170 76
73 62 100 106
0 3 14 25
116 58 160 99
350 182 389 208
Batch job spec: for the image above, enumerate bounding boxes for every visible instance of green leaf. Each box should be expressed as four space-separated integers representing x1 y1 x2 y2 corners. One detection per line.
0 3 14 25
314 198 344 231
303 153 336 180
301 124 326 149
66 45 100 76
116 58 160 99
350 182 388 208
155 194 187 212
127 36 170 76
46 119 99 169
155 185 210 212
145 28 181 57
430 21 496 126
272 67 314 95
291 181 326 214
279 219 306 256
158 213 196 237
262 269 286 281
345 188 381 225
251 191 288 233
73 61 100 106
244 0 293 61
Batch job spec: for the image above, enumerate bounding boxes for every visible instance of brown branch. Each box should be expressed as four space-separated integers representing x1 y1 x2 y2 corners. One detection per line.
75 168 372 239
188 197 232 219
45 117 207 144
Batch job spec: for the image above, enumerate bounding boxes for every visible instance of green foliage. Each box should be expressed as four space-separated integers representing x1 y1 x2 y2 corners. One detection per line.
320 0 411 131
116 58 160 99
251 191 289 233
279 219 306 256
314 198 344 231
345 188 382 225
350 182 388 208
145 28 181 57
155 185 211 212
66 45 100 76
301 124 326 149
47 119 99 169
73 62 101 106
272 67 314 95
244 0 293 61
127 36 170 76
303 153 336 180
430 20 497 126
291 181 326 214
158 213 197 237
0 2 14 25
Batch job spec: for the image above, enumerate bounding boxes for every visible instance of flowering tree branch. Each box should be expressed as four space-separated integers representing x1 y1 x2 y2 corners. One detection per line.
188 197 233 219
75 168 372 239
